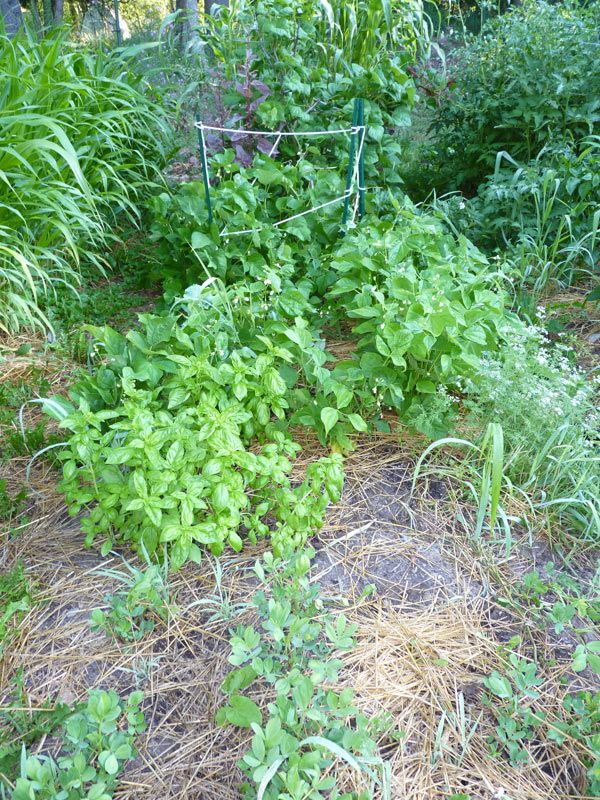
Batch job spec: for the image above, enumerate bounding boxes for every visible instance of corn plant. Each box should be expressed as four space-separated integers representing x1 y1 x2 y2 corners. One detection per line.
317 0 424 71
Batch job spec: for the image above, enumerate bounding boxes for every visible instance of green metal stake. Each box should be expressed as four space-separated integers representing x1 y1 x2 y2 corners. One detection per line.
196 116 213 225
113 0 122 47
341 98 360 230
358 98 365 221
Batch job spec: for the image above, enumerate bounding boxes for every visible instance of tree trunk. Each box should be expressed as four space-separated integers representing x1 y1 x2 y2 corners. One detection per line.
175 0 198 49
41 0 53 28
52 0 63 25
29 0 42 32
0 0 23 36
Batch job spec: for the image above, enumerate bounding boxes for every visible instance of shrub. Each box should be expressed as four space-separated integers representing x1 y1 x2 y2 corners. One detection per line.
429 0 600 192
438 141 600 253
47 310 344 569
321 200 510 438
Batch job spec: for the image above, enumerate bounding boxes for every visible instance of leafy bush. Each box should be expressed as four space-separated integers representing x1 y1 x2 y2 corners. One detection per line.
0 29 172 333
148 163 518 439
47 310 344 569
429 0 600 191
148 152 344 293
322 201 509 437
432 139 600 296
438 141 600 255
190 0 419 188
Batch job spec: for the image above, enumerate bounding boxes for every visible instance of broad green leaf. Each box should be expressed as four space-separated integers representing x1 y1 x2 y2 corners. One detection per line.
224 695 262 728
484 672 512 699
320 407 339 436
416 379 436 394
103 753 119 775
347 413 367 433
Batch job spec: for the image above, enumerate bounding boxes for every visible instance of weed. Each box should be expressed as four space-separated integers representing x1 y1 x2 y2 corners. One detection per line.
89 553 173 642
0 669 77 785
185 556 249 622
0 562 36 659
0 480 28 527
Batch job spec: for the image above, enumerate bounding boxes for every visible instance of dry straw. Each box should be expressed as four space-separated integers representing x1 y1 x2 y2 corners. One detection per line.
1 332 599 799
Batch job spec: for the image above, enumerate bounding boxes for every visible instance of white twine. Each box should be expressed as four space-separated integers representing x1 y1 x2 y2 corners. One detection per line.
195 121 365 137
196 119 366 238
219 128 284 239
221 191 353 238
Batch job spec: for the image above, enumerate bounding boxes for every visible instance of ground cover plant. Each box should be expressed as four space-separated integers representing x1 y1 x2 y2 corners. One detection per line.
3 0 600 798
9 690 146 800
217 549 389 799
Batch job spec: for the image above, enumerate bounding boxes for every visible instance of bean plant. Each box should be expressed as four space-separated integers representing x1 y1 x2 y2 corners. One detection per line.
217 548 388 800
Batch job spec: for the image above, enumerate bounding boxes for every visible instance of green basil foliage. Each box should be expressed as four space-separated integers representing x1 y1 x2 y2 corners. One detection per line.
50 306 344 569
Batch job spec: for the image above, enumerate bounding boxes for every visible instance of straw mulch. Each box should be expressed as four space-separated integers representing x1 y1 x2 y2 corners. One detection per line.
2 330 600 799
2 432 599 799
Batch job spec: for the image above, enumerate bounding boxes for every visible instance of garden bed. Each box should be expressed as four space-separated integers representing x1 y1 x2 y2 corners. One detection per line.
2 350 599 798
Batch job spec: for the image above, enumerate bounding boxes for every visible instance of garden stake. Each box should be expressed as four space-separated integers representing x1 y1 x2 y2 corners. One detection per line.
196 116 214 225
341 98 360 231
358 98 365 220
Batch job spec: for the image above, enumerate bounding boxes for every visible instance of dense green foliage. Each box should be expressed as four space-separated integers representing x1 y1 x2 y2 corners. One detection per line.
48 190 516 569
11 690 145 800
5 1 600 797
48 307 345 568
406 0 600 298
0 29 172 333
429 0 600 191
188 0 419 187
465 324 600 541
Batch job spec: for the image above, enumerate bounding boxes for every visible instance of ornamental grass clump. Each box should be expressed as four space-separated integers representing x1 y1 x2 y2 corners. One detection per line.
0 28 172 334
